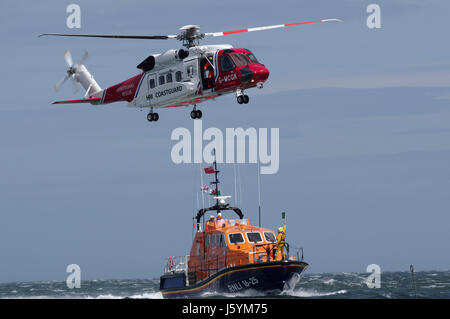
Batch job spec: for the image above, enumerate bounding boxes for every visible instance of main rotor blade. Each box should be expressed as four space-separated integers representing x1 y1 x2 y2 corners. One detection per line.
40 33 177 40
204 18 342 37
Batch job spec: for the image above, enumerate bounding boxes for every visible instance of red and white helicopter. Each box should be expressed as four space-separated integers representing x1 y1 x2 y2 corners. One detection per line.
41 18 341 122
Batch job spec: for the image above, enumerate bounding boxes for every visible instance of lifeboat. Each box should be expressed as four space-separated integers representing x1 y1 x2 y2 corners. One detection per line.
159 163 308 298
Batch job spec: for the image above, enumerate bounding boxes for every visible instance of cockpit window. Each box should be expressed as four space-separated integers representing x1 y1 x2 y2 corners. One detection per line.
220 54 235 72
264 232 276 243
230 54 250 67
246 53 260 64
228 233 245 244
246 232 263 243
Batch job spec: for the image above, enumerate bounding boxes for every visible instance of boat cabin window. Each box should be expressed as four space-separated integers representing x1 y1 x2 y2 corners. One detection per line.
264 232 276 243
175 71 182 82
206 234 210 247
159 75 165 85
220 234 227 248
166 73 173 83
149 78 156 89
220 54 235 72
216 234 221 246
246 232 263 243
228 233 245 245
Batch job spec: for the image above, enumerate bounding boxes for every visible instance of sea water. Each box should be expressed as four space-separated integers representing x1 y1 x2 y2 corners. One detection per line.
0 270 448 299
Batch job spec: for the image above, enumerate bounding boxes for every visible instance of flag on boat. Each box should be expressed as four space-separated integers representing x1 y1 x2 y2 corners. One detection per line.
209 188 220 196
204 166 215 174
201 186 209 192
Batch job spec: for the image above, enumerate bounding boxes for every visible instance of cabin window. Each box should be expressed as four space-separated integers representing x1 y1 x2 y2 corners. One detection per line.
215 234 220 246
214 234 220 246
228 233 245 244
220 234 227 248
220 55 235 72
246 232 263 243
166 73 173 83
264 232 276 243
230 54 250 67
187 65 194 78
149 78 156 89
175 71 182 82
206 234 210 247
159 75 165 85
246 53 260 64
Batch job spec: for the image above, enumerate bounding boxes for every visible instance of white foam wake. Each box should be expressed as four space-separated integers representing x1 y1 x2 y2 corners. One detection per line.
288 289 348 297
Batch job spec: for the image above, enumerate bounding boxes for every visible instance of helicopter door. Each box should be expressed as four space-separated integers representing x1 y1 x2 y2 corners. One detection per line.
216 53 238 91
147 73 157 103
200 57 215 90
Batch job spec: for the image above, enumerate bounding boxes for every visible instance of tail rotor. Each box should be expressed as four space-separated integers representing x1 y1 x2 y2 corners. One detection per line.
54 49 89 94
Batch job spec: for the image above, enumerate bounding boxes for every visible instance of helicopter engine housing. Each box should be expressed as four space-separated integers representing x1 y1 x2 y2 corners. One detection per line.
137 49 189 72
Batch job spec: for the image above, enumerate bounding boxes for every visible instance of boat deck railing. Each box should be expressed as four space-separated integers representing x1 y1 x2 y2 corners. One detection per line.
170 243 305 285
252 243 304 263
164 255 190 275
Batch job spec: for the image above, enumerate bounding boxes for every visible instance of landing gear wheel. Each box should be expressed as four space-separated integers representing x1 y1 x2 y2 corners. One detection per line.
190 110 202 119
237 95 244 104
243 95 249 104
152 112 159 121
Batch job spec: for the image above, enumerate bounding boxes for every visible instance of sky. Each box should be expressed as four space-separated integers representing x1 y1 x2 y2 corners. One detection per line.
1 0 450 283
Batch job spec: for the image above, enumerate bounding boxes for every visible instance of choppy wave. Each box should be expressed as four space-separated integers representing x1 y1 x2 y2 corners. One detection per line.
0 270 449 299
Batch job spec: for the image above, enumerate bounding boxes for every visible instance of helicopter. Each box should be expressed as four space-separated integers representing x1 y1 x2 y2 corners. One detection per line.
40 18 341 122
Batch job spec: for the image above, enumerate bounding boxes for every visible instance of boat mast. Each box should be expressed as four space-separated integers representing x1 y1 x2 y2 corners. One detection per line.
211 148 220 210
257 162 262 227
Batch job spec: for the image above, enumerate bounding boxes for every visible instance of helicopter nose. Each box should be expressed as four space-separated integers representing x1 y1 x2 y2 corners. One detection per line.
252 65 270 83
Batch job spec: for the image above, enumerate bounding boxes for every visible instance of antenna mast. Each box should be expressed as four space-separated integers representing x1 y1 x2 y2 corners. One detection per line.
257 162 262 227
212 148 220 208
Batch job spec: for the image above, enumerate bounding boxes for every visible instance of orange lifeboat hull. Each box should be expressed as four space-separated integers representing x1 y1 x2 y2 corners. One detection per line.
161 260 308 298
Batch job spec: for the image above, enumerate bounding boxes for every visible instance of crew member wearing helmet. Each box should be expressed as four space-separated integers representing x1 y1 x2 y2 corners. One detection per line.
216 212 225 227
274 224 287 260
